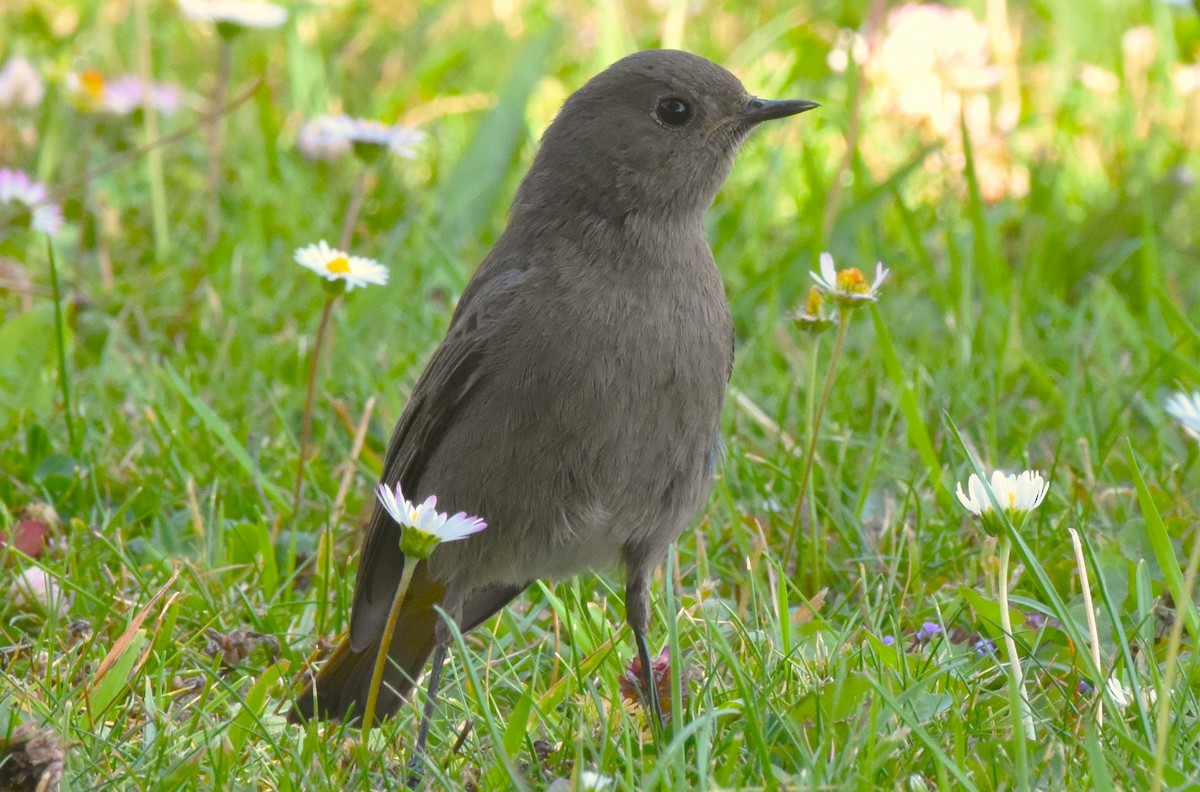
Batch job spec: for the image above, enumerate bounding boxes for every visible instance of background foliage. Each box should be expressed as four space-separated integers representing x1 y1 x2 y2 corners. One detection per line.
1 0 1199 789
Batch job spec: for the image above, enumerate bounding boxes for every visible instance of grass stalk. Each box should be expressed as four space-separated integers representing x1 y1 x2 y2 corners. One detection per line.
1151 524 1200 792
1069 526 1105 728
785 309 851 580
997 536 1035 763
46 238 77 454
292 294 337 516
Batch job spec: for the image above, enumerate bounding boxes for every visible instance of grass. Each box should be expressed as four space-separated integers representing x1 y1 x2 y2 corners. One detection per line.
2 0 1200 789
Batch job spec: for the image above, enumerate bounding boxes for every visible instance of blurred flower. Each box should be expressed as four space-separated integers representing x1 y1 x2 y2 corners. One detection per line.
792 285 835 334
0 55 44 108
341 117 425 157
67 71 182 116
577 771 613 791
178 0 288 29
0 169 64 234
297 114 353 160
913 621 942 645
294 240 388 291
1106 677 1133 710
868 4 1001 136
1023 612 1061 631
956 469 1048 534
881 634 896 646
972 636 996 656
1165 390 1200 436
865 4 1030 202
1080 65 1121 96
810 252 889 307
546 771 614 792
298 114 425 162
827 29 869 74
1077 679 1094 696
376 482 487 559
1171 63 1200 96
1122 26 1157 73
0 502 59 558
9 567 68 616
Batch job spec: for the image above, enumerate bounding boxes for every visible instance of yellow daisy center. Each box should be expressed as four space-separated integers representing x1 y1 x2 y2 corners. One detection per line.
835 268 868 294
326 255 351 274
804 286 824 316
80 70 106 101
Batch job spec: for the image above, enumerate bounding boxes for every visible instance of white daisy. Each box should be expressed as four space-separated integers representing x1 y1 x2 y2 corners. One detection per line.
793 285 835 334
0 168 64 234
294 240 387 291
376 482 487 560
1164 390 1200 436
810 252 889 306
178 0 288 29
9 567 69 617
297 114 425 161
1105 677 1133 710
956 469 1049 534
0 55 45 108
297 115 354 161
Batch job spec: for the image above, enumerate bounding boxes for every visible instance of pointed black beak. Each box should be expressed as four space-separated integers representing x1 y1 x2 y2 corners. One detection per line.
742 97 820 124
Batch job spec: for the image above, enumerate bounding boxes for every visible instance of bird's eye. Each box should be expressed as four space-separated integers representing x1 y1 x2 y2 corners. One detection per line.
655 97 694 127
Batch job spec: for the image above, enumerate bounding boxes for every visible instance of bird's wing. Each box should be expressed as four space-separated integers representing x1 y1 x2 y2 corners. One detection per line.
348 263 527 651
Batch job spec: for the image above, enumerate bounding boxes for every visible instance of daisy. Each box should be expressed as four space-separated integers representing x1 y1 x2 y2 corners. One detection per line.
376 482 487 559
956 466 1047 741
296 115 354 161
956 469 1049 533
0 168 64 234
810 252 889 306
341 116 425 158
178 0 287 29
0 55 44 108
1165 390 1200 436
294 240 387 291
793 285 835 334
298 114 425 161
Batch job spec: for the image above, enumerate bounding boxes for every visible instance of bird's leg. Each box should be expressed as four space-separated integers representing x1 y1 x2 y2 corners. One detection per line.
625 570 665 738
406 643 447 789
633 625 665 736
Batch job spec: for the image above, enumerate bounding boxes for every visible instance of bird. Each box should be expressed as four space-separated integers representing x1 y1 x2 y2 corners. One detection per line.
292 49 817 734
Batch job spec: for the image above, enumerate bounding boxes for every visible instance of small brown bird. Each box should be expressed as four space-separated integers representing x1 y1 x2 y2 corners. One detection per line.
293 49 815 731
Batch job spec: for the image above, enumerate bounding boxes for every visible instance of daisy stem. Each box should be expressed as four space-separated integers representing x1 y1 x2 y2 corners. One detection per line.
338 166 372 252
785 309 851 580
46 238 77 455
134 0 169 260
997 535 1035 761
1151 523 1200 792
292 294 337 516
205 37 233 245
1068 527 1104 728
362 557 418 736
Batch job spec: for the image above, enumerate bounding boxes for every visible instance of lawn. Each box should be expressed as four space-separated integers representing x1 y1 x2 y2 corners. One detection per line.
2 0 1199 789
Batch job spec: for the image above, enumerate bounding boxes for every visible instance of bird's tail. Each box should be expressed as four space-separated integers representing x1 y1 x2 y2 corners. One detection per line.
290 580 441 723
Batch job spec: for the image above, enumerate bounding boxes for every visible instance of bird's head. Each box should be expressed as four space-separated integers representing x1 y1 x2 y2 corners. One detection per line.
513 49 817 226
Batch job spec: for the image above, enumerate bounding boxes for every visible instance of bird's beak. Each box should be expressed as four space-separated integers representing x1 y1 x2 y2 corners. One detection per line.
742 97 820 124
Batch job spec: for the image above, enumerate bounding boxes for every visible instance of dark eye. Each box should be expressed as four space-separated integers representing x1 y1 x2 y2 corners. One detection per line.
655 97 694 127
